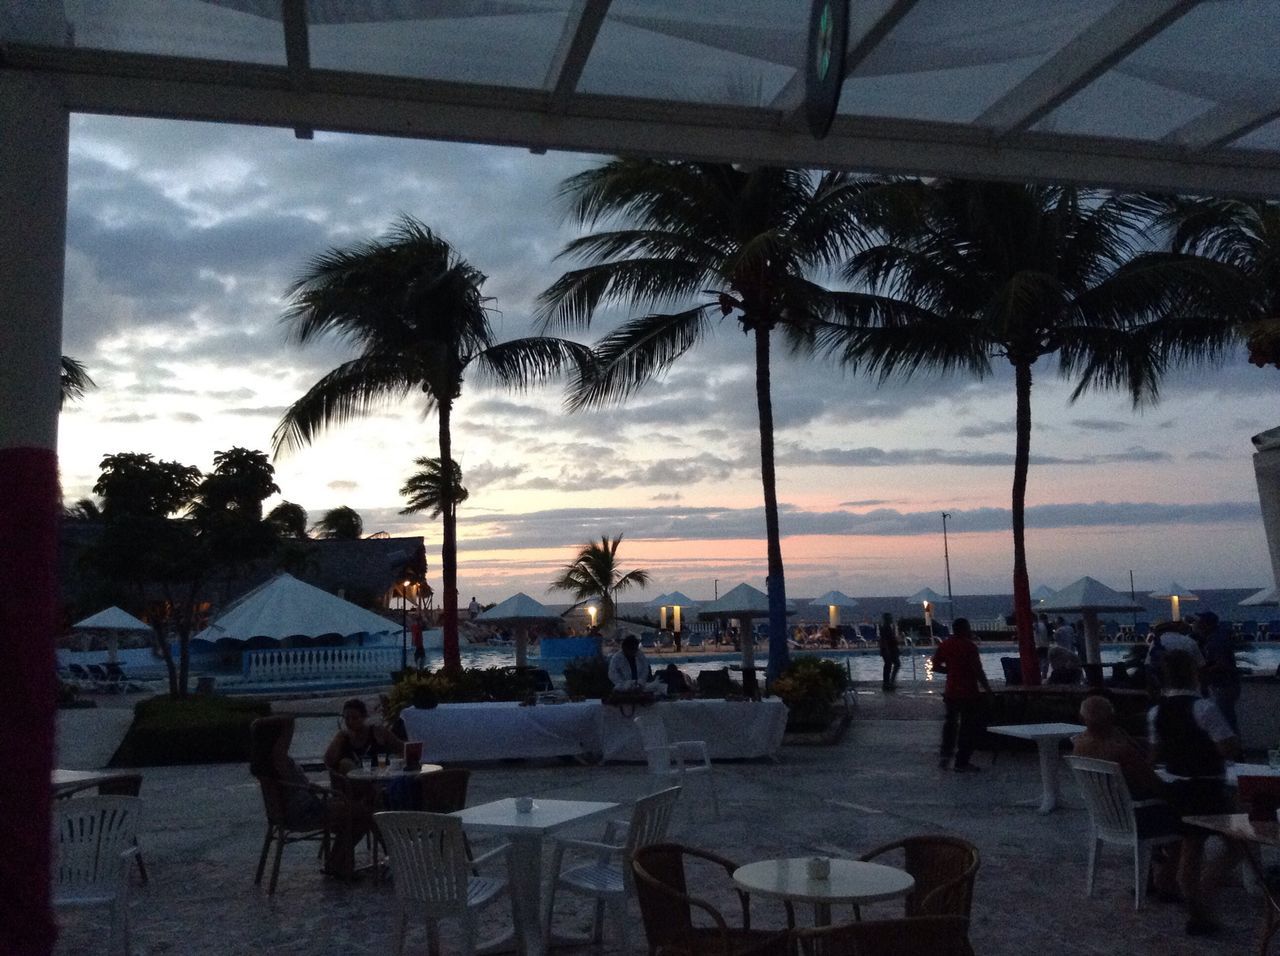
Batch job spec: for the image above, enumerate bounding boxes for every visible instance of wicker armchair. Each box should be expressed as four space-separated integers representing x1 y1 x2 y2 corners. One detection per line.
857 836 979 918
792 915 974 956
632 843 792 956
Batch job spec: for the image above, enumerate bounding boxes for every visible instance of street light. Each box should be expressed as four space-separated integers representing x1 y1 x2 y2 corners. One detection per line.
399 578 412 671
586 605 598 630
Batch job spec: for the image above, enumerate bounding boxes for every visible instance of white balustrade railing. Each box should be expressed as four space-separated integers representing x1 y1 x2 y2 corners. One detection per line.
243 647 401 683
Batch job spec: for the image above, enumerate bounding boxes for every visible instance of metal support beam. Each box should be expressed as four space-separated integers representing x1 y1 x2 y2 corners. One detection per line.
281 0 313 139
1167 99 1280 153
544 0 612 112
774 0 921 120
976 0 1201 136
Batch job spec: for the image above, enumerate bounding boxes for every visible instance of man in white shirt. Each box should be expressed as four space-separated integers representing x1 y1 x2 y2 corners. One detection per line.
1034 613 1051 678
607 634 653 689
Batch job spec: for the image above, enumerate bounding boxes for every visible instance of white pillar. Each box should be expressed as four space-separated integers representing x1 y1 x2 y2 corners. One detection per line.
1253 441 1280 589
0 72 68 955
659 606 667 630
828 605 839 629
1170 595 1181 621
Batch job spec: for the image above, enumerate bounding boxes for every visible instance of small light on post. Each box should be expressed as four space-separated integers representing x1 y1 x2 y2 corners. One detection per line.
587 606 598 629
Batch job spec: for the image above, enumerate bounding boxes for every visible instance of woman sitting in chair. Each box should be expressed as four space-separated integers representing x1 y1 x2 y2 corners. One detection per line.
250 715 371 880
324 698 404 774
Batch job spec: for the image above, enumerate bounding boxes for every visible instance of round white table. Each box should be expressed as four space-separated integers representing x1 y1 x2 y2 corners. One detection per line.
732 857 914 925
345 763 443 782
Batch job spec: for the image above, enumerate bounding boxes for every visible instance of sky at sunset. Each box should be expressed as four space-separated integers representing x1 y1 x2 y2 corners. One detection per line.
57 114 1280 604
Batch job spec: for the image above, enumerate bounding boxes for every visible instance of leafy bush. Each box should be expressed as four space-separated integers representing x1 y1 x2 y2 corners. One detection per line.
562 655 612 699
112 695 271 766
771 656 850 732
385 665 552 719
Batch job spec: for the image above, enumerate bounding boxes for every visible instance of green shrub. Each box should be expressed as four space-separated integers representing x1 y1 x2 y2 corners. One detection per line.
112 695 271 766
771 656 849 732
562 655 612 699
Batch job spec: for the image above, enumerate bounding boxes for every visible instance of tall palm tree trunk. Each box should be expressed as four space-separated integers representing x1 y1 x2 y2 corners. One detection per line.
754 325 791 681
1011 361 1039 685
438 401 461 671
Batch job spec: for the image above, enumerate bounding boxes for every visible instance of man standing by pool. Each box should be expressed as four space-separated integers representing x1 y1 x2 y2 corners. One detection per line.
931 617 991 772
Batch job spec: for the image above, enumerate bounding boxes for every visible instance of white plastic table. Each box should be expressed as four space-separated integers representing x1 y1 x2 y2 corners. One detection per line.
732 857 914 925
452 797 621 956
986 722 1084 814
51 768 136 796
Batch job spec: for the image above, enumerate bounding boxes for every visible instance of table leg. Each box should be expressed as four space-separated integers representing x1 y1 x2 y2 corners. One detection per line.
475 834 542 956
1035 738 1061 814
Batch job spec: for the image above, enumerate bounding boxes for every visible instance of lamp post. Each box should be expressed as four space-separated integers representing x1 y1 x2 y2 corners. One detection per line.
941 512 954 613
399 578 412 671
587 605 598 630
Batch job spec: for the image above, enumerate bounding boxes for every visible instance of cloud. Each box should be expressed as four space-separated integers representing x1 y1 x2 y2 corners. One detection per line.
173 412 202 423
327 480 358 492
1071 418 1128 433
464 463 525 490
956 420 1012 438
776 443 1172 468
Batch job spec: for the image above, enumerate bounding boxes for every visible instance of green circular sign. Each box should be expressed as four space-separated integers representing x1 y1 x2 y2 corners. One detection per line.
805 0 848 139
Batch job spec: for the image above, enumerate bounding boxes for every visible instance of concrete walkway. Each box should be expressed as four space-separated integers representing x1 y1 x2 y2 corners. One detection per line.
53 687 1269 954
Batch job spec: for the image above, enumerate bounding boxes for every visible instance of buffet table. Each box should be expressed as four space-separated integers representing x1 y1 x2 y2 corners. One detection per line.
399 697 789 763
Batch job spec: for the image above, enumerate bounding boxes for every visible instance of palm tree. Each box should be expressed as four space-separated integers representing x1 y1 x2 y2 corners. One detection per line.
312 506 364 540
273 216 590 670
538 160 871 678
266 501 310 539
400 457 468 520
1163 197 1280 366
60 355 95 407
550 534 650 628
823 179 1247 682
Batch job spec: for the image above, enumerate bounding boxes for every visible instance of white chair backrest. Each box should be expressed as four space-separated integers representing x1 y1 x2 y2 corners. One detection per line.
375 811 473 916
625 787 681 856
1066 756 1136 839
634 714 673 774
54 795 140 896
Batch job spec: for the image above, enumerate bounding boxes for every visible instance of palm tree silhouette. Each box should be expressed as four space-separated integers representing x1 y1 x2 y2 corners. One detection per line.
311 506 363 540
400 457 468 520
274 216 590 670
550 535 650 629
539 160 870 677
60 355 94 407
824 179 1246 681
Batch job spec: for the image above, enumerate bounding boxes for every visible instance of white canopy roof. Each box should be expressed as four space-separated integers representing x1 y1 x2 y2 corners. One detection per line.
193 572 398 641
698 582 796 617
1149 582 1199 599
73 606 151 632
475 592 561 622
1031 585 1057 601
811 590 859 608
4 2 1280 197
1038 576 1144 613
1240 586 1280 607
907 587 951 605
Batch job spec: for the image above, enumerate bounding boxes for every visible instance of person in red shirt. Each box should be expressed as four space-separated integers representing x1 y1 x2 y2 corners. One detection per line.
931 617 991 772
410 613 425 669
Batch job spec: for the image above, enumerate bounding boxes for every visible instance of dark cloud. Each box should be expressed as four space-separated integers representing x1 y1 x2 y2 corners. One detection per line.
1071 418 1128 433
464 463 525 490
838 499 893 507
326 480 358 492
172 412 202 423
458 499 1261 551
101 413 157 424
225 405 291 418
956 420 1012 439
777 443 1171 468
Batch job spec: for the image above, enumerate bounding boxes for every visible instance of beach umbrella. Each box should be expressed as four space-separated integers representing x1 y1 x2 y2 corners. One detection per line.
660 591 699 632
1039 576 1143 664
698 583 794 695
906 587 951 633
72 606 151 664
475 592 562 668
811 590 859 629
1149 582 1199 622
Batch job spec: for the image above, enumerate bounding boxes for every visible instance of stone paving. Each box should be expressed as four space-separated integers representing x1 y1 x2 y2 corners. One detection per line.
53 687 1270 955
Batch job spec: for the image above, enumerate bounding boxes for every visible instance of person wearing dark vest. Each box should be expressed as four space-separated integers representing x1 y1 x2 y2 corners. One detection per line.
1148 649 1241 937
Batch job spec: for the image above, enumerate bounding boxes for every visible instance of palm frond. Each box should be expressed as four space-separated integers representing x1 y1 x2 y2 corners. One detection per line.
60 355 96 408
567 306 713 411
272 354 421 458
469 337 596 390
536 257 710 332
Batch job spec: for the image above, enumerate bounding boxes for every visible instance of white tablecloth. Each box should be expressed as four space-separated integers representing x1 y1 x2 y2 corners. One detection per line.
399 698 789 763
600 699 789 762
401 701 602 763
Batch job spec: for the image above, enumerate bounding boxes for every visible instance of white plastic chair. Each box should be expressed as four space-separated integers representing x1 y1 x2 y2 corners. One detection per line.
634 712 719 819
544 786 682 954
53 795 141 956
1065 756 1181 909
374 811 513 956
